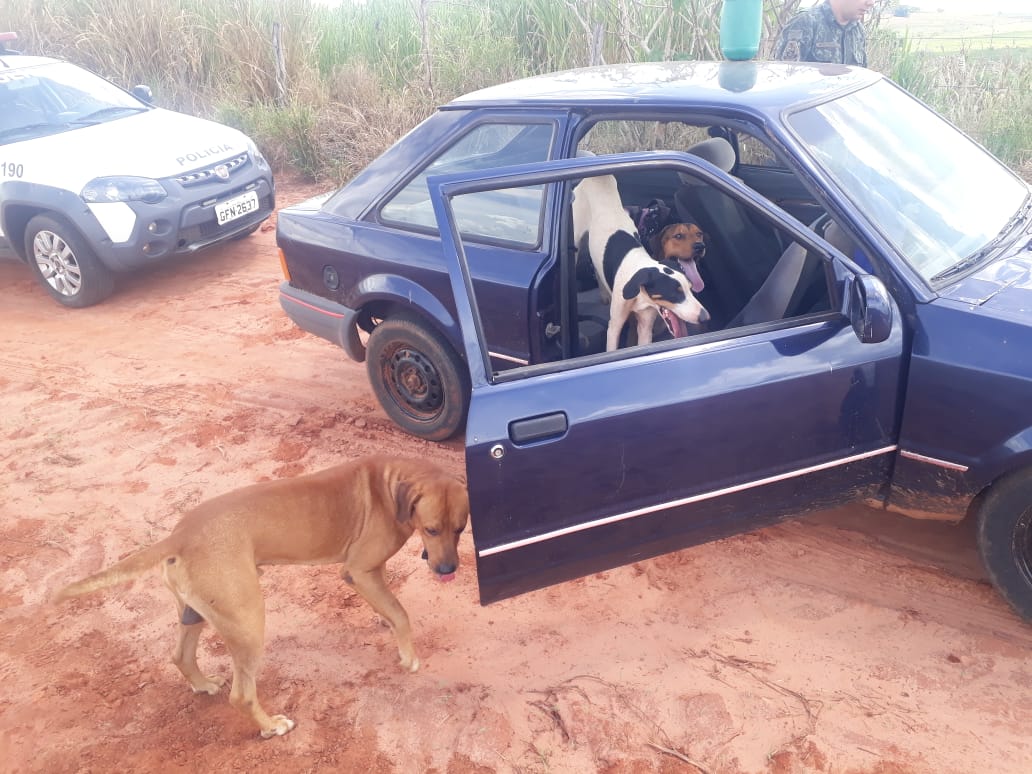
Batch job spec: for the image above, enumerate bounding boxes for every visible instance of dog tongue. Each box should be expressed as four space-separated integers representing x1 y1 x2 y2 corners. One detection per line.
661 308 688 338
437 572 456 583
679 259 705 293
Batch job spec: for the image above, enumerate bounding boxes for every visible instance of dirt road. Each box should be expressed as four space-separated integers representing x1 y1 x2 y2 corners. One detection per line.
1 178 1030 774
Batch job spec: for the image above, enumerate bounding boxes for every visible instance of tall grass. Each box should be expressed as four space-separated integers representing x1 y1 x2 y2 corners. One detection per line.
870 31 1032 176
5 0 1028 181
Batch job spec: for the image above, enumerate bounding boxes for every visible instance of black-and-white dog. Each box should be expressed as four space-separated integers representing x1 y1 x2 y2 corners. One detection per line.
572 174 709 351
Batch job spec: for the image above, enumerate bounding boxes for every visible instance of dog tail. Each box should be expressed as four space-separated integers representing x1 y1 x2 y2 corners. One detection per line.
52 537 176 603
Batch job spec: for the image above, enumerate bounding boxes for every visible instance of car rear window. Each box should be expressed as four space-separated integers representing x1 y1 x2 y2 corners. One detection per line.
380 122 554 246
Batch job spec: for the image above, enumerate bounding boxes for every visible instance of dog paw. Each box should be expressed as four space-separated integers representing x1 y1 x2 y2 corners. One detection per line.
260 715 296 738
400 655 420 673
191 675 226 695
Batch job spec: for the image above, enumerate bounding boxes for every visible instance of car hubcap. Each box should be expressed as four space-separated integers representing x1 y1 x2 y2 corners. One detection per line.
33 230 82 296
384 346 444 418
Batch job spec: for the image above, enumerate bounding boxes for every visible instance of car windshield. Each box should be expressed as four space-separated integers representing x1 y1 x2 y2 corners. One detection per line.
0 62 147 145
788 79 1029 283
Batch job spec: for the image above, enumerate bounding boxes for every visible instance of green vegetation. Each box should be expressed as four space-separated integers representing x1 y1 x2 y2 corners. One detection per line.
5 0 1029 181
871 14 1032 173
883 9 1032 53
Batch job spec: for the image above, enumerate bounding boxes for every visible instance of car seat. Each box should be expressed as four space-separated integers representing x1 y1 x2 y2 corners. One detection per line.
681 137 737 179
823 219 872 272
675 137 784 329
725 216 840 328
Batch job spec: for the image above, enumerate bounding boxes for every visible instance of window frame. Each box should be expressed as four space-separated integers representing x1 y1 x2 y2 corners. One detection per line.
429 152 848 388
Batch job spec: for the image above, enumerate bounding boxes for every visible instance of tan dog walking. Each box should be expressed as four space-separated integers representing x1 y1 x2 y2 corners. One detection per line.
53 456 469 738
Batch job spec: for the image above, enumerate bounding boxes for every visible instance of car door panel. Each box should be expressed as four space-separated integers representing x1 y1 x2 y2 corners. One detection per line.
466 322 901 602
465 241 549 365
429 152 904 605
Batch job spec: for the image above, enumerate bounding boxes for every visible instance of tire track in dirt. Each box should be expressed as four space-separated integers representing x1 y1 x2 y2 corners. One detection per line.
720 520 1032 649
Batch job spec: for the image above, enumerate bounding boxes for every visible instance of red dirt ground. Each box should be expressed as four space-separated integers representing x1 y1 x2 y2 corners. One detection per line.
1 176 1031 774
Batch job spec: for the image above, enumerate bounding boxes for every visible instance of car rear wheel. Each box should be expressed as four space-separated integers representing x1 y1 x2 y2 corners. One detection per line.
25 214 115 308
977 469 1032 622
365 317 470 442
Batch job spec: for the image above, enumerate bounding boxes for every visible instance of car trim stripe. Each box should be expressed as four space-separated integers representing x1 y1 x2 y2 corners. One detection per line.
899 449 968 472
476 445 898 557
280 292 346 318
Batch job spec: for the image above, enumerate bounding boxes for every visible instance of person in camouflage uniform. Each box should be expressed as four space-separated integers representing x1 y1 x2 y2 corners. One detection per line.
773 0 874 67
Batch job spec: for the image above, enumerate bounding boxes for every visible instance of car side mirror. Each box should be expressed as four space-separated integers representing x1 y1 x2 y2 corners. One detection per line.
849 274 893 344
131 84 154 104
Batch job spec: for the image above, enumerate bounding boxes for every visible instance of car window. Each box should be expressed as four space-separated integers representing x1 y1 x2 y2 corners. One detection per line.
788 79 1028 283
579 120 712 155
737 134 780 169
380 122 554 246
0 62 147 144
449 164 838 380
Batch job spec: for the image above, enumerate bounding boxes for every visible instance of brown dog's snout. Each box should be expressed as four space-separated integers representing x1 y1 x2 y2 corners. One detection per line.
420 547 457 577
692 241 705 258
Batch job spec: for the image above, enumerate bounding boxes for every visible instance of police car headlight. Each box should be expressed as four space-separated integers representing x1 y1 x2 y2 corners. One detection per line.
81 177 167 205
246 140 270 172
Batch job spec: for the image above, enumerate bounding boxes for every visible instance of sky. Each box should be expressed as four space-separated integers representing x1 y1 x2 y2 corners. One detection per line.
904 1 1028 10
804 0 1031 11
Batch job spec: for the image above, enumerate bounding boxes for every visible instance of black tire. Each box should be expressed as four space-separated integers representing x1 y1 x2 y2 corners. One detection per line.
24 214 115 308
365 317 471 442
976 469 1032 621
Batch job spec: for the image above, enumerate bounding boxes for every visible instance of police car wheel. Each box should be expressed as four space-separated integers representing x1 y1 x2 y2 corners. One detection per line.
25 214 115 308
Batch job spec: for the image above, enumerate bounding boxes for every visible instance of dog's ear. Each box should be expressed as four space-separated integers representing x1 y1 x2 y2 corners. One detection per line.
395 481 421 524
623 267 657 299
648 230 664 258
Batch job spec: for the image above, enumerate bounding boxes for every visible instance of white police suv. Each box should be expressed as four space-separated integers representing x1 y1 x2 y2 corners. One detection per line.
0 34 274 307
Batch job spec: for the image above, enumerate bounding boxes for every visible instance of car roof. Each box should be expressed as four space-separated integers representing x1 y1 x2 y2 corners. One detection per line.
0 54 64 70
446 60 881 113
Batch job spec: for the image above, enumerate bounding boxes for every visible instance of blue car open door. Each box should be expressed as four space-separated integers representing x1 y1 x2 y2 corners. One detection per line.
429 153 906 605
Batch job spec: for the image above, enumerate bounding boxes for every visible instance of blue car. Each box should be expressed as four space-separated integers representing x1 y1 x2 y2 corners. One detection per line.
277 61 1032 619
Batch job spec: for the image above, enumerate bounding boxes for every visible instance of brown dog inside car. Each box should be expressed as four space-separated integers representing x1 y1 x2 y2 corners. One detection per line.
649 222 707 294
52 455 469 739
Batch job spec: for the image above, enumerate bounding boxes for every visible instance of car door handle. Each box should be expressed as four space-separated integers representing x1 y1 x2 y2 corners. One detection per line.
508 412 568 445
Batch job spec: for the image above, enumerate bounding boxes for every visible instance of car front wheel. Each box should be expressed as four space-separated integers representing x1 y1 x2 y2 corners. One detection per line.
365 317 470 442
25 214 115 308
977 469 1032 622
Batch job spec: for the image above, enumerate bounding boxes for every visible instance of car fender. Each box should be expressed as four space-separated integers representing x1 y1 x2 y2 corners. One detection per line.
968 428 1032 493
887 428 1032 524
892 428 1032 521
347 273 463 355
0 180 105 263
